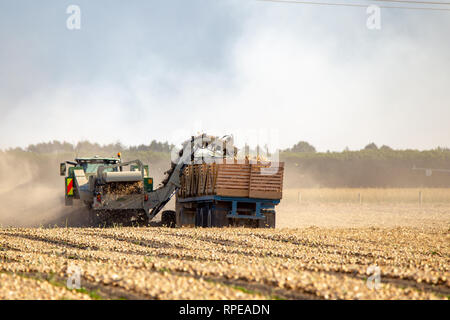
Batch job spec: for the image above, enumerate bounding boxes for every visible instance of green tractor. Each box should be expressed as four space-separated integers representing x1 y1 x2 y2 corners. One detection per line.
60 155 153 225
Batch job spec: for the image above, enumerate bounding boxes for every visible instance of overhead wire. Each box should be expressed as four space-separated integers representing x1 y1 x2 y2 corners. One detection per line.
256 0 450 11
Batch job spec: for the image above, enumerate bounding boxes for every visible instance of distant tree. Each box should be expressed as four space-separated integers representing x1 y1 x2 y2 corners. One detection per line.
75 140 101 154
380 145 393 151
61 141 75 152
113 141 125 151
149 140 159 152
290 141 316 153
364 143 378 151
138 144 150 152
162 141 171 153
26 140 74 153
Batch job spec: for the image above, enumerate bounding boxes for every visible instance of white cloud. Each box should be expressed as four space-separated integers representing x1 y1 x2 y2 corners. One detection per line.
1 2 449 151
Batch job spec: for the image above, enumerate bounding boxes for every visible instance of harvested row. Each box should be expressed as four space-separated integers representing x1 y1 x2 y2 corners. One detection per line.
0 226 448 300
0 272 91 300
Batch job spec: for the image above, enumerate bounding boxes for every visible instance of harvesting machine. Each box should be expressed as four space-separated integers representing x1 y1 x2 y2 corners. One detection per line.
61 134 284 227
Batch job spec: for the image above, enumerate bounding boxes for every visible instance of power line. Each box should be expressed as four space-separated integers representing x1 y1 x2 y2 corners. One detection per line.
375 0 450 5
257 0 450 11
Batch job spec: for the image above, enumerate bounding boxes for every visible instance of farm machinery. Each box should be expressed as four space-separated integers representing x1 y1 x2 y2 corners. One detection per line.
61 134 284 227
60 156 153 224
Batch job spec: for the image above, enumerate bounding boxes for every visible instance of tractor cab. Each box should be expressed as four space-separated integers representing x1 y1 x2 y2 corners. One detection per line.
75 157 121 174
59 156 121 177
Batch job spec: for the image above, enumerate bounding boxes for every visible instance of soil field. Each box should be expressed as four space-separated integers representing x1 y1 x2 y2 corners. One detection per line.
0 224 448 300
277 188 450 228
0 189 448 300
277 203 450 228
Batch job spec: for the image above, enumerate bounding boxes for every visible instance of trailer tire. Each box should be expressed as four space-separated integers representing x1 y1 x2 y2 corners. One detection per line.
161 210 176 228
260 212 275 228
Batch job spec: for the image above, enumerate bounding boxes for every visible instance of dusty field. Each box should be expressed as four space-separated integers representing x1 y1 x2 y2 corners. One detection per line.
277 188 450 228
282 188 450 204
277 203 450 228
0 188 448 300
0 224 448 300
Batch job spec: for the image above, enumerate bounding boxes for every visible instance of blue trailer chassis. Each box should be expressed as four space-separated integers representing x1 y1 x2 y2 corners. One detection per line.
177 195 280 220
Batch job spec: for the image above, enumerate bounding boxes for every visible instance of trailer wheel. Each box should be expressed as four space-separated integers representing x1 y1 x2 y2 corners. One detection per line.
202 207 209 227
259 211 275 228
161 210 176 228
207 208 212 227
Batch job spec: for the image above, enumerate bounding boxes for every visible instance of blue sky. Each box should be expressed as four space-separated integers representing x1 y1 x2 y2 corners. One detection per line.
0 0 449 151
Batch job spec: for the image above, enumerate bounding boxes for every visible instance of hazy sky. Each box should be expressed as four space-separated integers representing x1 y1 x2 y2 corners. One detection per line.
0 0 449 151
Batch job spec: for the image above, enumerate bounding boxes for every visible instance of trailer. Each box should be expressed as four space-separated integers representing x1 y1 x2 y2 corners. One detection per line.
168 159 284 228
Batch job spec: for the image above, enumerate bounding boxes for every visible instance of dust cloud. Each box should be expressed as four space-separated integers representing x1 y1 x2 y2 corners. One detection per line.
0 153 88 227
0 152 171 227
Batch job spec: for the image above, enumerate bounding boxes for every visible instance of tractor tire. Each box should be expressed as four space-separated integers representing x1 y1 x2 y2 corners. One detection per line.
161 210 176 228
65 197 73 206
88 209 101 227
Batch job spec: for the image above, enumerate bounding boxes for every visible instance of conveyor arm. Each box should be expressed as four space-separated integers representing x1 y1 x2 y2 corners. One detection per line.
143 134 237 220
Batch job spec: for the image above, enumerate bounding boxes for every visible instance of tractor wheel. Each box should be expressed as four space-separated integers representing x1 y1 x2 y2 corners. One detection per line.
65 197 73 206
136 210 149 226
88 209 101 227
161 210 176 228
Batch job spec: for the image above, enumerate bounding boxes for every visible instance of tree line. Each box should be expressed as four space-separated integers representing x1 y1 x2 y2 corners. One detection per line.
2 139 449 187
4 139 448 156
3 140 174 155
282 147 450 188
